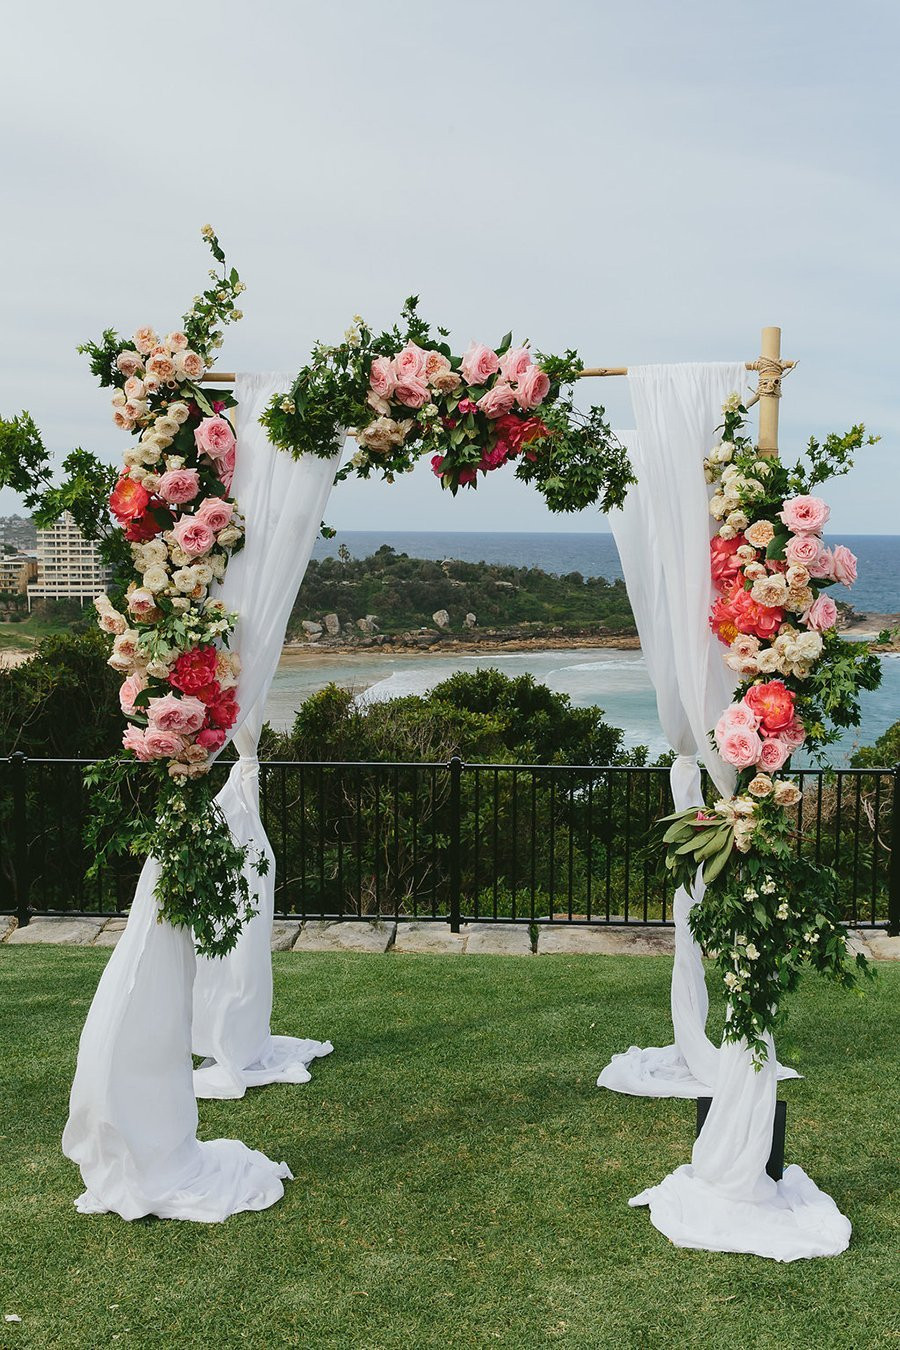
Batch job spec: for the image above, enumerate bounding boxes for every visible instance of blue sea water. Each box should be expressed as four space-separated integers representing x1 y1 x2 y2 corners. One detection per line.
265 530 900 763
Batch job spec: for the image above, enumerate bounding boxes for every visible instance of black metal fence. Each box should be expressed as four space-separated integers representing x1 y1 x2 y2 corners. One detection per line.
1 754 898 933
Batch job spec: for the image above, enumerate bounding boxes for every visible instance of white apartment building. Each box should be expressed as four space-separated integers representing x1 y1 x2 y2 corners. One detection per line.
27 512 112 610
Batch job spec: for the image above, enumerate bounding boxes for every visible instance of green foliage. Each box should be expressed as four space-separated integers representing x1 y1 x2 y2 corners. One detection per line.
83 756 265 958
260 299 634 514
290 546 635 639
0 629 121 757
850 718 900 768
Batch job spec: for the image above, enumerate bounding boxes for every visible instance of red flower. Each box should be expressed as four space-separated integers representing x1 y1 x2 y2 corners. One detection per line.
519 417 550 444
710 534 745 593
431 454 445 477
124 513 162 542
206 690 239 730
744 680 795 733
110 476 150 524
196 727 226 751
169 646 219 698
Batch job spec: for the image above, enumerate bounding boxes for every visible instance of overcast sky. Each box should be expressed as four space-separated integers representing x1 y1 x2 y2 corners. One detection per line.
1 0 897 535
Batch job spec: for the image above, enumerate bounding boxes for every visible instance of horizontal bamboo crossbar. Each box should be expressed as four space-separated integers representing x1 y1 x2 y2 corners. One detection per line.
200 360 795 385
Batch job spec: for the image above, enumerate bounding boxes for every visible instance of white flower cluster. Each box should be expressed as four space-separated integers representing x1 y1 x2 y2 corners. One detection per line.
724 626 824 682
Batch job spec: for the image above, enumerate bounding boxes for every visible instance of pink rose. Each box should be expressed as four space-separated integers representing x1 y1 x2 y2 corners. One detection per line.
830 544 858 587
116 350 144 378
393 344 427 379
369 355 397 399
460 342 500 387
424 351 451 381
157 469 200 505
195 415 236 461
784 534 823 569
779 495 831 534
171 516 215 557
393 376 429 409
515 364 551 411
717 726 763 769
122 726 152 761
218 445 236 493
780 715 807 750
143 727 185 760
806 547 834 580
119 672 147 714
715 702 760 739
477 384 517 419
147 692 207 735
758 737 790 772
196 727 227 751
195 497 234 532
802 594 838 631
498 346 533 383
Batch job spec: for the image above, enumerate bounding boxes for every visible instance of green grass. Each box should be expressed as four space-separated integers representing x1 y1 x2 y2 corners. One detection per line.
0 614 82 652
0 949 897 1350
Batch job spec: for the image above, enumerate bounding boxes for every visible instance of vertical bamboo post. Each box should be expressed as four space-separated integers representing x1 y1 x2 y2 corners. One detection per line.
757 326 782 459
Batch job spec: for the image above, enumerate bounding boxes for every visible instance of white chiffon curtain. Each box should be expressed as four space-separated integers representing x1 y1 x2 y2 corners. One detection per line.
63 374 341 1220
602 364 850 1260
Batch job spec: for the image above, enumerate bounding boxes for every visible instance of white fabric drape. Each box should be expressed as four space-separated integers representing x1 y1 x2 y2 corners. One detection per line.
192 374 342 1099
601 366 848 1260
63 374 340 1220
598 366 748 1097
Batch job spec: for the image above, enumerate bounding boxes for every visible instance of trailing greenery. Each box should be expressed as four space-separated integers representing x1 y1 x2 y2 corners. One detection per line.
290 545 635 639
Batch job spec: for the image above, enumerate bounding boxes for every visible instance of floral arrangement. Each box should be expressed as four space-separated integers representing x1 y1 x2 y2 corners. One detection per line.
658 397 881 1062
260 299 634 514
79 228 265 957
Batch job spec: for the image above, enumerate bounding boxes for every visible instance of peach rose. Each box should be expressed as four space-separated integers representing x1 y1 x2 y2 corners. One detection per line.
166 331 189 352
744 519 775 549
430 370 462 395
177 351 205 380
133 327 158 356
126 588 158 621
424 350 451 381
147 352 176 381
116 350 144 378
123 377 146 400
773 779 802 807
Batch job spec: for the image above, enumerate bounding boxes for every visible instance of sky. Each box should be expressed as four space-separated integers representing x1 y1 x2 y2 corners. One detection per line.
1 0 898 536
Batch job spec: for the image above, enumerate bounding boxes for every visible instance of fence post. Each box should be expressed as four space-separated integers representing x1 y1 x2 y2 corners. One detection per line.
888 764 900 937
10 752 30 929
448 755 462 933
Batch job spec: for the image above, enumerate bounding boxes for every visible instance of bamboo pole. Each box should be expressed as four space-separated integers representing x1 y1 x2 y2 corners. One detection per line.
755 326 782 459
200 359 796 386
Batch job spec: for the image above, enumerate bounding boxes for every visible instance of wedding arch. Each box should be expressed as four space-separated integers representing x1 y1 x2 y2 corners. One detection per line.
3 230 878 1255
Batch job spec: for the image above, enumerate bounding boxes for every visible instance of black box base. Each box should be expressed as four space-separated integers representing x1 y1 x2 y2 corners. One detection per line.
696 1097 786 1181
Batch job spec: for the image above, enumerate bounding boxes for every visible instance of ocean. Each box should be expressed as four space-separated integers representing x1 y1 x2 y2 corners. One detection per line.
264 531 900 764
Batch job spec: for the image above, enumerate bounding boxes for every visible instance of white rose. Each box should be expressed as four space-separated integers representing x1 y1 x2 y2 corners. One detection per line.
192 563 213 586
142 539 169 566
173 567 199 592
709 494 727 519
168 402 190 424
727 511 749 530
146 659 173 679
111 390 127 408
169 596 190 612
143 565 169 593
169 546 191 567
209 554 226 578
216 526 242 547
718 525 737 540
155 416 180 439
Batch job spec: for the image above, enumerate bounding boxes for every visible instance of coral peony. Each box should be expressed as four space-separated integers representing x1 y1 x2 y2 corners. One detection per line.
710 578 784 645
110 476 150 524
710 534 745 592
744 680 795 732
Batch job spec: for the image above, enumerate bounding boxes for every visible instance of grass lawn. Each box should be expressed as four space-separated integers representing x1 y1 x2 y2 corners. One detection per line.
0 948 897 1350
